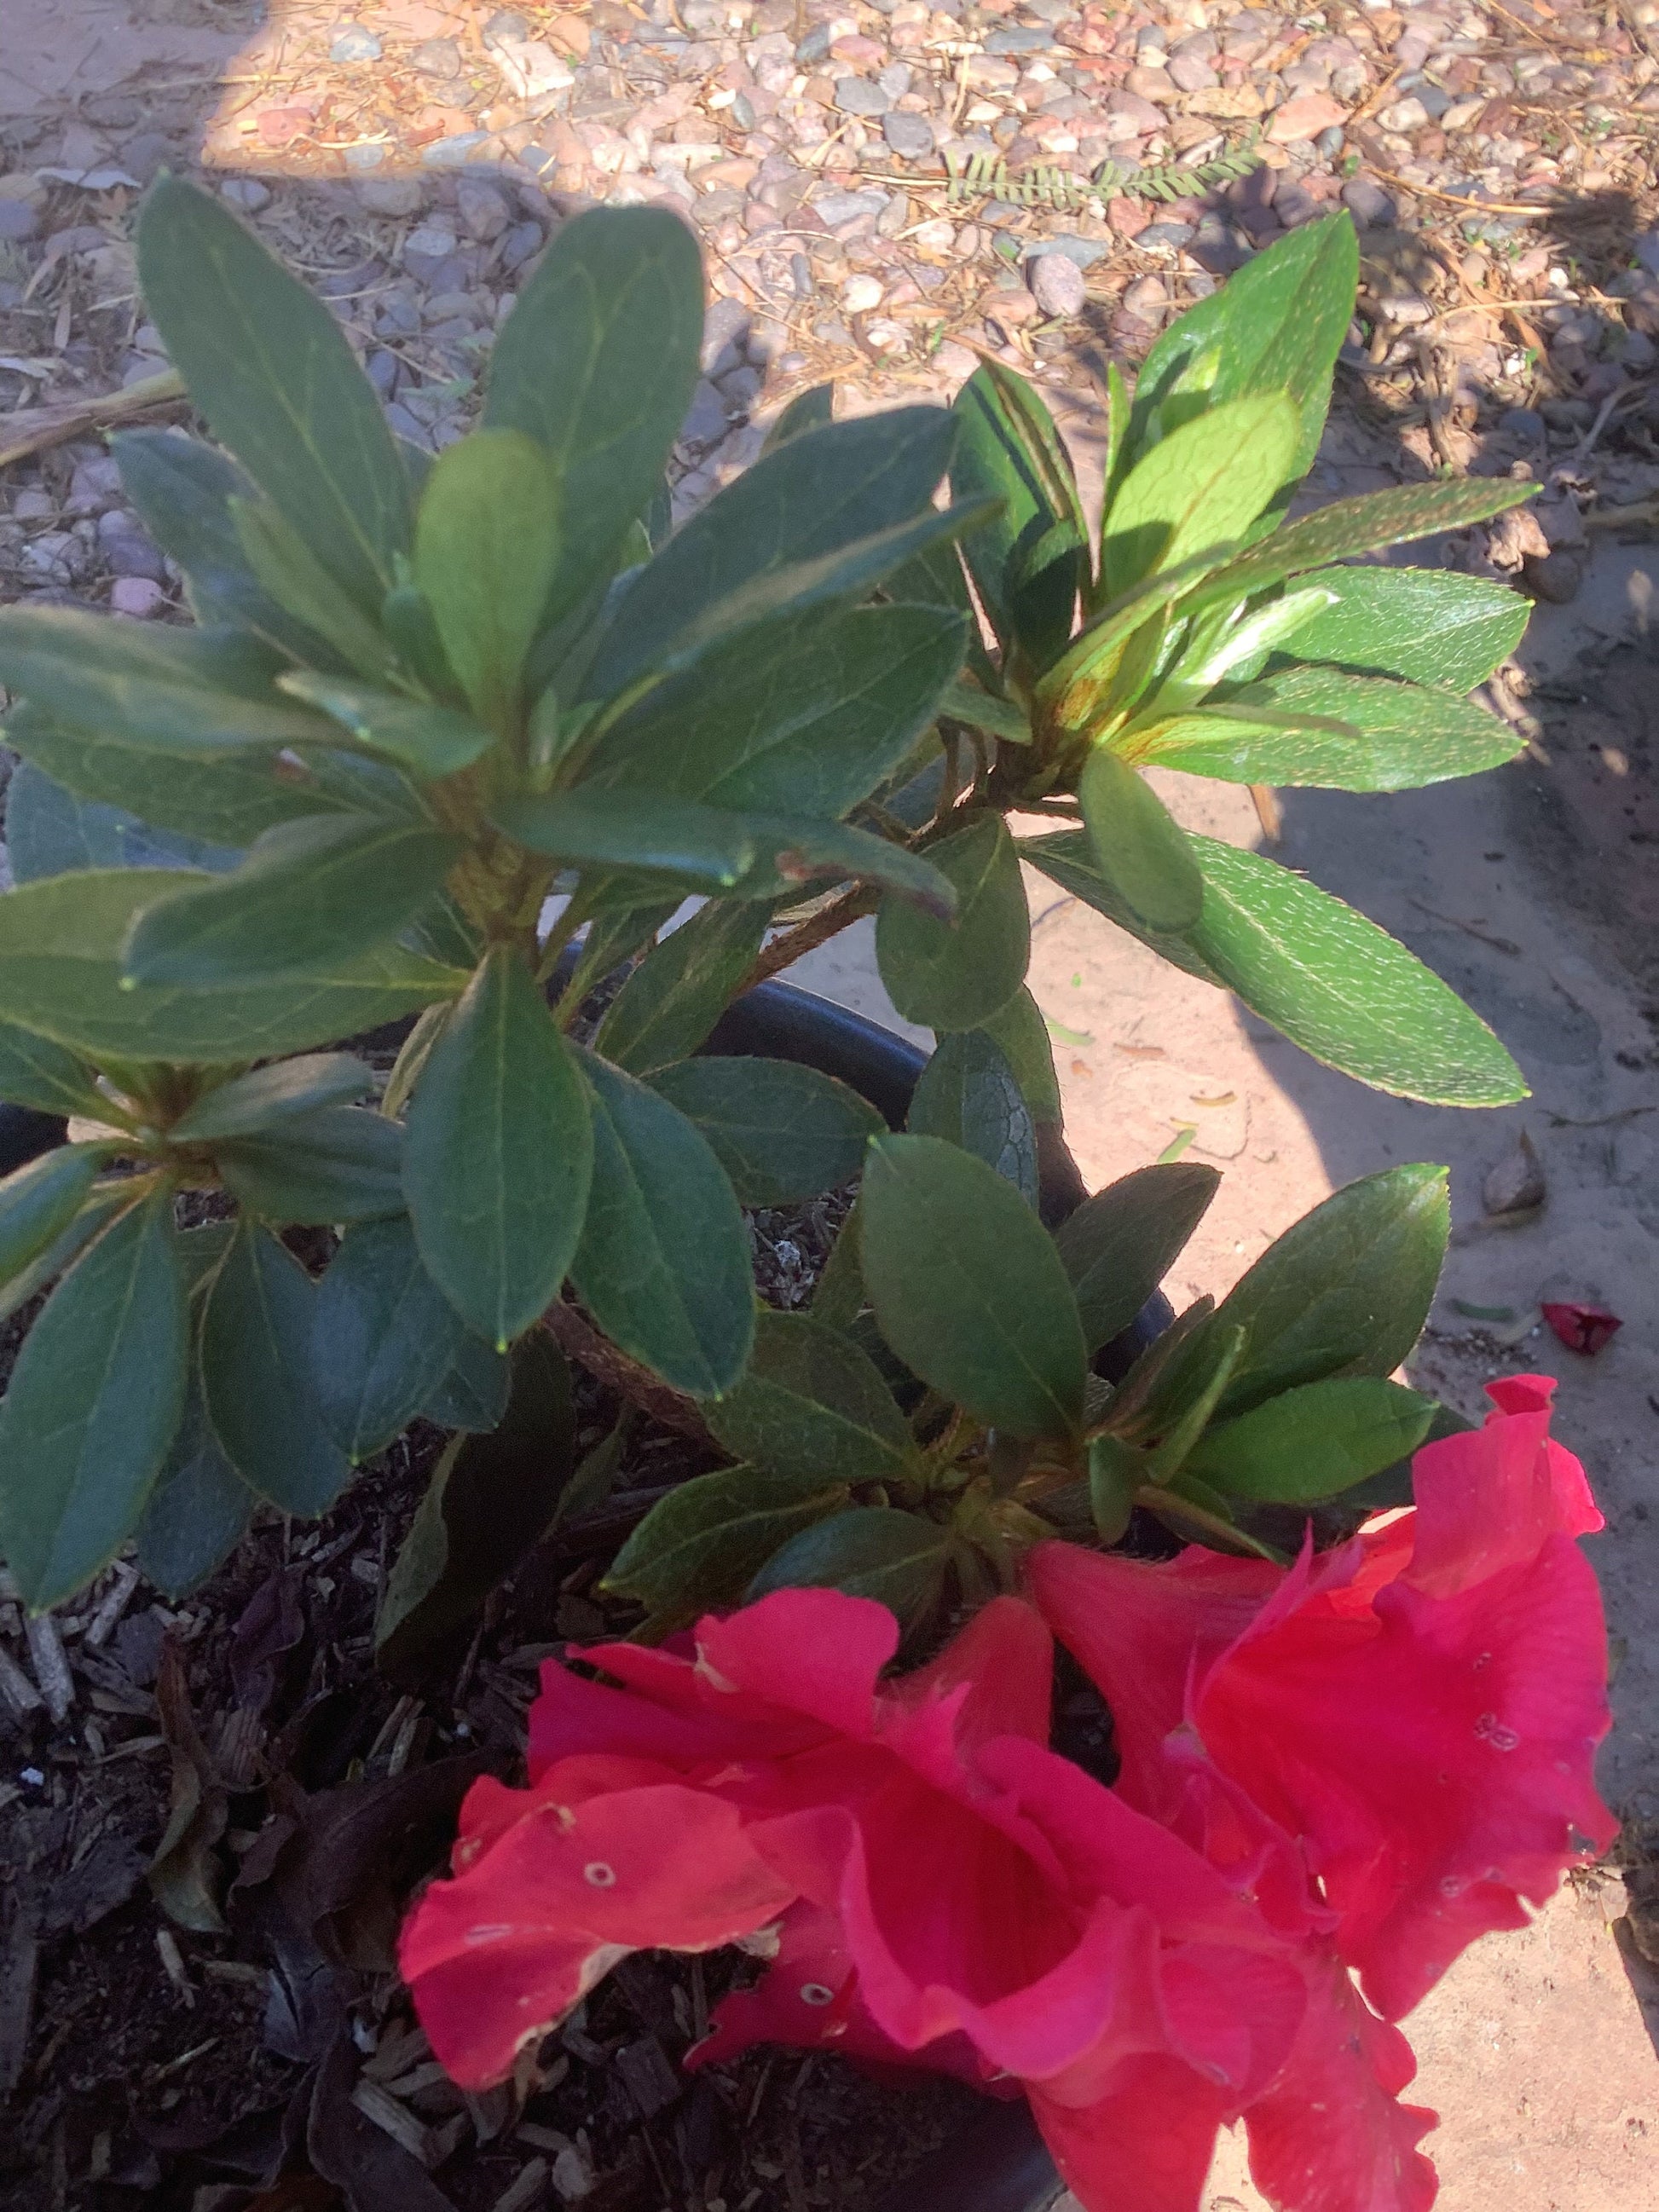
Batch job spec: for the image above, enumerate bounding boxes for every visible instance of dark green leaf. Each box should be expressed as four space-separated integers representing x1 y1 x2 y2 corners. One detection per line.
134 1378 254 1598
414 429 561 727
1101 393 1300 597
169 1053 374 1141
404 948 594 1347
763 384 835 450
0 1019 107 1119
484 206 702 629
1079 748 1204 933
747 1505 951 1626
731 816 957 918
217 1106 405 1226
1087 1433 1142 1544
812 1199 864 1334
377 1334 576 1678
605 1464 849 1631
276 676 494 780
589 408 957 699
231 496 401 682
1055 1161 1219 1354
1186 1375 1437 1502
491 790 757 888
200 1218 350 1516
581 602 967 820
876 812 1028 1031
593 901 767 1077
908 1029 1037 1204
707 1309 916 1487
137 175 411 608
1139 667 1520 791
861 1134 1085 1438
6 759 240 882
312 1215 468 1459
0 606 333 755
0 1182 136 1325
123 816 464 987
939 679 1031 745
571 1045 754 1397
979 985 1061 1121
1277 563 1529 691
419 1331 512 1434
648 1056 882 1206
0 1142 118 1288
1203 1164 1450 1418
951 364 1083 671
1019 828 1222 985
0 1187 187 1608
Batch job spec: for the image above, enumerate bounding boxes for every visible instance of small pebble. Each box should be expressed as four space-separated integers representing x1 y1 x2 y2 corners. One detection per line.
330 24 382 63
1029 250 1086 319
220 177 272 213
110 577 165 618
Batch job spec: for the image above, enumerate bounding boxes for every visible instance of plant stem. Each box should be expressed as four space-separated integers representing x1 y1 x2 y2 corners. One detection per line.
540 1302 717 1444
739 883 878 992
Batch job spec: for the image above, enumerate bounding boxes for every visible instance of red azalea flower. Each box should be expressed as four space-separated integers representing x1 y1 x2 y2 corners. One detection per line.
1026 1375 1615 2024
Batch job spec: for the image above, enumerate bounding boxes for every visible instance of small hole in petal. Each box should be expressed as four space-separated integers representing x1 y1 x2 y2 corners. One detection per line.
800 1984 835 2007
584 1862 617 1887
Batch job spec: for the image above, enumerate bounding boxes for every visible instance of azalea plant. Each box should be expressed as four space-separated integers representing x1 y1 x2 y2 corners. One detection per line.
0 176 1613 2212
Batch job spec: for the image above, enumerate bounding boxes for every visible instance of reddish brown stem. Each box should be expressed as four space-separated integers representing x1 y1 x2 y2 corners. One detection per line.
540 1302 716 1444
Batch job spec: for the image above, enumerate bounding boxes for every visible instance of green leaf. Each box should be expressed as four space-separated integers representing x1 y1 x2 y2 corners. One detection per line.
137 174 411 609
200 1218 350 1516
275 676 495 780
730 816 957 918
979 985 1061 1122
404 948 594 1347
484 206 703 632
648 1056 882 1207
377 1334 577 1678
4 704 338 848
0 1181 136 1325
939 679 1031 746
589 407 957 700
1202 1164 1450 1419
1019 829 1222 985
570 1045 754 1396
0 1020 107 1119
1087 1432 1142 1544
168 1053 374 1141
0 1187 188 1608
1276 563 1529 691
876 812 1029 1031
231 497 402 683
763 383 835 450
6 759 240 883
312 1215 468 1459
419 1331 512 1433
1186 1375 1437 1503
861 1134 1085 1438
491 790 757 889
133 1377 254 1599
217 1106 406 1226
1036 548 1246 736
951 363 1084 671
582 602 967 821
0 606 333 755
1138 667 1521 791
1124 214 1358 494
1079 748 1204 933
706 1309 916 1487
747 1505 951 1626
112 428 343 662
812 1199 864 1333
605 1464 849 1632
593 901 768 1077
123 816 464 987
908 1029 1037 1204
1102 392 1300 598
414 430 561 727
1055 1161 1219 1354
0 1142 119 1288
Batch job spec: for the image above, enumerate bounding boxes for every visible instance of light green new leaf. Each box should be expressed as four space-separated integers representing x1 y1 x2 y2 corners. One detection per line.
200 1218 350 1516
137 175 411 609
570 1046 754 1397
650 1056 882 1207
605 1464 849 1631
951 363 1084 672
0 870 465 1063
133 1378 254 1599
403 948 594 1347
1275 563 1530 691
861 1134 1086 1438
169 1053 374 1141
1079 748 1205 933
1055 1161 1220 1354
0 1142 119 1290
1186 1375 1437 1502
312 1214 468 1460
908 1029 1038 1204
217 1106 405 1226
492 789 757 888
484 206 703 630
707 1309 916 1488
0 1187 188 1608
594 901 768 1077
748 1505 951 1626
414 430 561 727
876 812 1028 1031
276 676 495 780
123 817 464 986
1102 392 1300 598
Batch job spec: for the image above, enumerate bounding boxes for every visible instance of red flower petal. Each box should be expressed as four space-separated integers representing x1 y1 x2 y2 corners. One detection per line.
1540 1302 1621 1356
1031 2058 1234 2212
